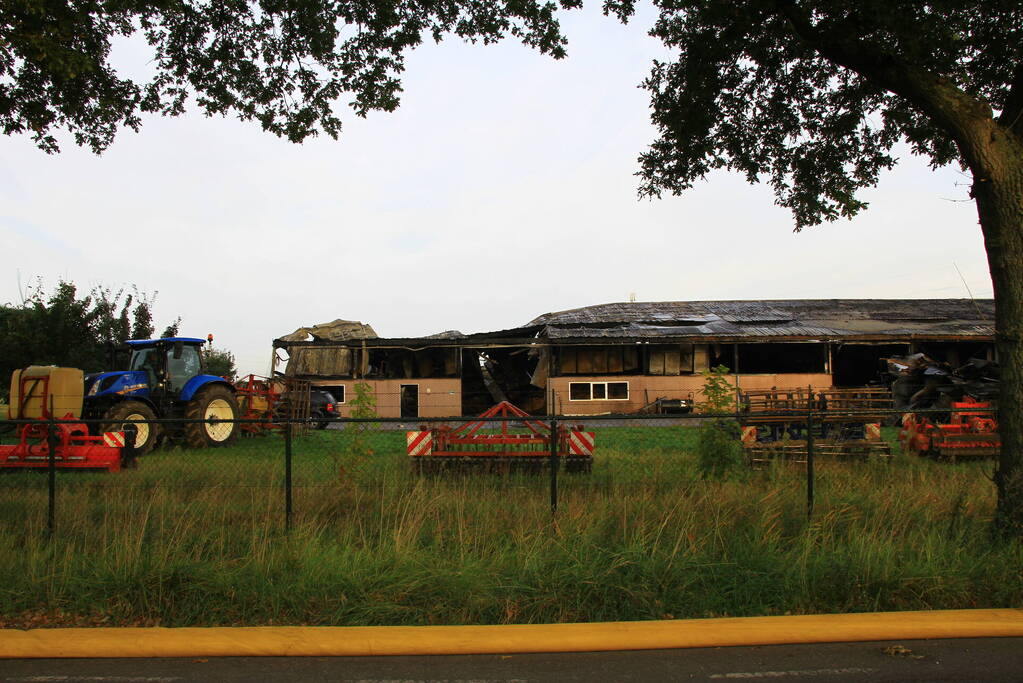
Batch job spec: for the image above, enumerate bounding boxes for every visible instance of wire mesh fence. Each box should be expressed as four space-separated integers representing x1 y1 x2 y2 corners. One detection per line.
0 400 1001 546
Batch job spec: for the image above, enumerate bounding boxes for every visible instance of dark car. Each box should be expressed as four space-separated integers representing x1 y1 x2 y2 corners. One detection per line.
310 389 339 429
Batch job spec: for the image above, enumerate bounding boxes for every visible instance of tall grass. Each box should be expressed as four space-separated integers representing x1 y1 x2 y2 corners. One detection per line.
0 427 1019 627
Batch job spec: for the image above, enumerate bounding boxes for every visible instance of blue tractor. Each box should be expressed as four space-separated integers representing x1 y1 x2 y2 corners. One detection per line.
83 337 240 453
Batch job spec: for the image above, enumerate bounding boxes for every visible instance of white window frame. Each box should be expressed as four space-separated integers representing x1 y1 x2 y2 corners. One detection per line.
568 381 630 401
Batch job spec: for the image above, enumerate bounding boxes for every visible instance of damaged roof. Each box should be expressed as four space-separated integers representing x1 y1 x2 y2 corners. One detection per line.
275 299 994 349
524 300 995 341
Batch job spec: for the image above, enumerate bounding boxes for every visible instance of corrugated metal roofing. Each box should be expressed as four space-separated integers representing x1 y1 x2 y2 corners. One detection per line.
276 300 995 348
525 300 994 341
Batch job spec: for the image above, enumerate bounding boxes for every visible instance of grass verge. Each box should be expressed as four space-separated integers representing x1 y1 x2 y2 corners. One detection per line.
0 426 1019 627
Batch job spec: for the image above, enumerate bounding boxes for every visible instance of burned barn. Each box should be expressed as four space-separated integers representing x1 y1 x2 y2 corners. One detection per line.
272 300 994 418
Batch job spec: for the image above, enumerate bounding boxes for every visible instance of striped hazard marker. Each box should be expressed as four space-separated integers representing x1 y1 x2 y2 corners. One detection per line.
103 431 126 448
568 431 595 456
406 430 433 456
864 423 882 441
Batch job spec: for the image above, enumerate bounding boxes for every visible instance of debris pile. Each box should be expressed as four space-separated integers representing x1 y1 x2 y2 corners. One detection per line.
886 354 999 410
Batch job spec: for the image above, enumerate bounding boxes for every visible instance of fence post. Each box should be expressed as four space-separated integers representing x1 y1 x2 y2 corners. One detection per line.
46 420 57 540
121 424 139 469
806 386 815 521
549 418 558 514
284 421 293 533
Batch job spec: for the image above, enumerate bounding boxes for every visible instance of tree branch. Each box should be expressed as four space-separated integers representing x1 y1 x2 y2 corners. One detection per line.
769 0 993 149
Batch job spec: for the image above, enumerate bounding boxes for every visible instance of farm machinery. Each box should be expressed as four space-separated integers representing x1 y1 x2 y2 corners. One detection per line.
887 354 1001 460
3 337 240 458
233 373 313 435
899 397 1000 460
407 401 594 474
1 366 134 471
739 387 893 464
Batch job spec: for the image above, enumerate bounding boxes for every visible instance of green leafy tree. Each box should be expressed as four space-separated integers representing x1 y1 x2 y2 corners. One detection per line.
0 280 173 395
130 291 155 341
160 317 181 338
202 346 237 381
4 2 1022 529
336 381 378 481
696 365 743 479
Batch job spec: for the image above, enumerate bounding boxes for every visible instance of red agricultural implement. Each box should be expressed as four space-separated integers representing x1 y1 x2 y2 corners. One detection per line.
233 374 312 435
1 367 128 472
899 397 1000 460
406 401 594 474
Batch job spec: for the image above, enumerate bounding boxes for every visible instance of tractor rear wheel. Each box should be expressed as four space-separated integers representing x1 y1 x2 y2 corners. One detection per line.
183 385 240 448
101 401 159 455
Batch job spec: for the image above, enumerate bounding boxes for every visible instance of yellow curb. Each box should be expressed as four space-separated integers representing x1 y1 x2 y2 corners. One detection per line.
1 609 1021 659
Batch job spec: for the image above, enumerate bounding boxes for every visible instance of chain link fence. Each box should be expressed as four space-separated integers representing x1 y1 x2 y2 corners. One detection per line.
0 401 1000 544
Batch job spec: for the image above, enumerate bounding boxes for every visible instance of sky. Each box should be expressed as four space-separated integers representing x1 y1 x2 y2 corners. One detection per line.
0 4 994 377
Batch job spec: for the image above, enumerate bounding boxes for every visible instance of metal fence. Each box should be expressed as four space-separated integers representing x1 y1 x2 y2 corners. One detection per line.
0 404 999 541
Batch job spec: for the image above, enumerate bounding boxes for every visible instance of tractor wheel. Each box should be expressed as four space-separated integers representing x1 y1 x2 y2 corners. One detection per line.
183 385 240 448
101 401 159 455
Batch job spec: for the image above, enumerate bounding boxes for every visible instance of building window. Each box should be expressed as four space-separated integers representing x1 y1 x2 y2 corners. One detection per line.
568 381 629 401
319 385 346 403
559 346 640 375
647 344 695 375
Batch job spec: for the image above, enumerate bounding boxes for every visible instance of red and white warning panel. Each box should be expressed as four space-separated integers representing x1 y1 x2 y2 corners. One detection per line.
103 431 126 448
406 430 433 456
568 430 595 456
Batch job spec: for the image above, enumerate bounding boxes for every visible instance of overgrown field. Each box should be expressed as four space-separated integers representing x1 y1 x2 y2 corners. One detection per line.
0 425 1019 628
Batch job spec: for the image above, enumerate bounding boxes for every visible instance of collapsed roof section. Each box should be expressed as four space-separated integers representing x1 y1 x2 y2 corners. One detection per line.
278 319 377 376
273 300 995 355
278 319 378 343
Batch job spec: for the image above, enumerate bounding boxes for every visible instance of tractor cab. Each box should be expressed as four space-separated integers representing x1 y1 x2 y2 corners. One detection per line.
86 338 211 403
126 338 205 398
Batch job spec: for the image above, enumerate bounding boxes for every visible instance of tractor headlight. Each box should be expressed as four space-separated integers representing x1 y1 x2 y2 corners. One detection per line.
88 376 118 396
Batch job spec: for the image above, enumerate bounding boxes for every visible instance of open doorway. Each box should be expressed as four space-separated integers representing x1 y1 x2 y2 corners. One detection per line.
400 384 419 419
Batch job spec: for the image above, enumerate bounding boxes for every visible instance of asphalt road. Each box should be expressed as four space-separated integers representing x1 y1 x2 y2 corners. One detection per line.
2 637 1021 682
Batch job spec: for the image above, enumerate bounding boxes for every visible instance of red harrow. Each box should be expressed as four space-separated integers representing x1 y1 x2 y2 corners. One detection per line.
406 401 594 474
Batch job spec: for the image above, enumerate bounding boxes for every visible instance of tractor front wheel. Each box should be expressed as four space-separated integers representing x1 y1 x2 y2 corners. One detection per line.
184 385 240 448
101 401 159 455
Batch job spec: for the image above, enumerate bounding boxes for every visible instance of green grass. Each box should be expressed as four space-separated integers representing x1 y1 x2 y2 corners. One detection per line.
0 425 1019 628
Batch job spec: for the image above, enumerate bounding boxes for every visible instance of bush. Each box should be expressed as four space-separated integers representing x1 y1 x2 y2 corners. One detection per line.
696 365 743 479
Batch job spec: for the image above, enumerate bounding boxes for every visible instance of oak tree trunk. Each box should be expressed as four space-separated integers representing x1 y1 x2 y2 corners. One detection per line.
970 128 1023 535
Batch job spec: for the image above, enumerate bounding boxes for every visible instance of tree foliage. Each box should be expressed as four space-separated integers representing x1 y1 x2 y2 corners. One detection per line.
603 0 1023 228
1 0 578 153
202 346 237 381
0 280 171 395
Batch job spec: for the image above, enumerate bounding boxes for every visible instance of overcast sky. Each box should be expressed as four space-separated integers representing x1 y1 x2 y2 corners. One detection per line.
0 4 994 376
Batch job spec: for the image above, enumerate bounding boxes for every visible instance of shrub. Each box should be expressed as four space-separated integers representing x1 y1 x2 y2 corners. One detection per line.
696 365 743 479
